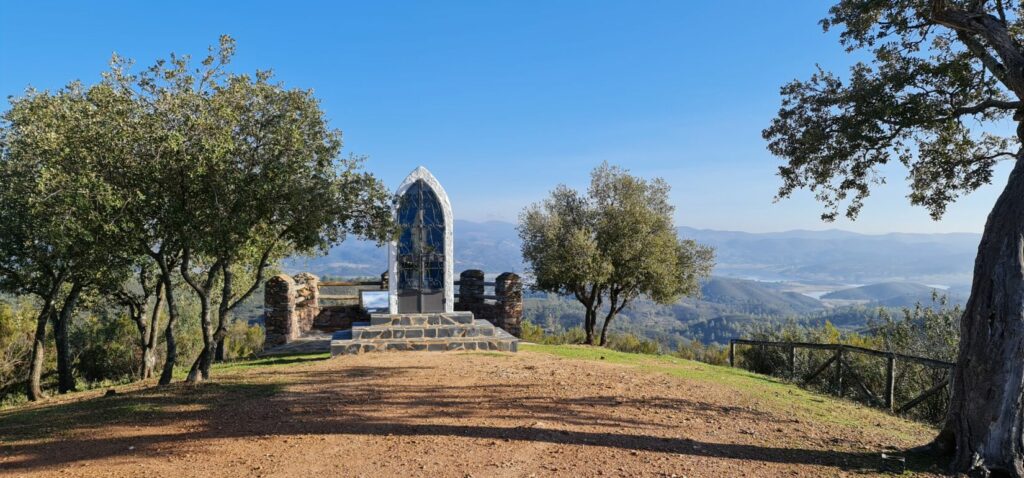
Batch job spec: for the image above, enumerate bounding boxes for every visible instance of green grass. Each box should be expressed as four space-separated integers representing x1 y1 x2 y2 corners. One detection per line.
169 352 330 379
522 343 934 439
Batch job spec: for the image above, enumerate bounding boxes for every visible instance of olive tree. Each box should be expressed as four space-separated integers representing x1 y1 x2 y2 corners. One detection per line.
0 83 135 398
519 163 714 345
100 37 393 383
762 1 1024 474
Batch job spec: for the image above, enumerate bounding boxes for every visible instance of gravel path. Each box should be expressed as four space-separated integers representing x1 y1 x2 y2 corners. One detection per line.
0 349 943 477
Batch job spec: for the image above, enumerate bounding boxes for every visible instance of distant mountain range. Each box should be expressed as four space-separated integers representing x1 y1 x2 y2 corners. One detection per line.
286 220 980 288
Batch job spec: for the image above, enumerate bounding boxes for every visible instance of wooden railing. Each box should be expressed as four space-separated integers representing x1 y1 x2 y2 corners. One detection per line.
453 280 499 301
728 338 954 415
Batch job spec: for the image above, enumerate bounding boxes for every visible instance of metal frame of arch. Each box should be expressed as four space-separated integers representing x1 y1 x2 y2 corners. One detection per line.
388 166 454 314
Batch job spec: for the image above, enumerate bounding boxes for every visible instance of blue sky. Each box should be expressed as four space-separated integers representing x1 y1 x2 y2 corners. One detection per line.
0 1 1011 234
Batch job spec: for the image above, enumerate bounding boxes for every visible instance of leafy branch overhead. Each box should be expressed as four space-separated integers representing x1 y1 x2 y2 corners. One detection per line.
763 0 1024 221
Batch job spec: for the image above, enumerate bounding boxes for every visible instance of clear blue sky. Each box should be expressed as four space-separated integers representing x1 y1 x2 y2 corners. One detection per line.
0 1 1010 234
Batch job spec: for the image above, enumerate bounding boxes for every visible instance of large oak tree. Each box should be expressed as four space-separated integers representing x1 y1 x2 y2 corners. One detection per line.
763 1 1024 475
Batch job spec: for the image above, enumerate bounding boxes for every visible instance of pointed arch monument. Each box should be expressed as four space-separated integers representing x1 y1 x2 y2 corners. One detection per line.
388 166 454 314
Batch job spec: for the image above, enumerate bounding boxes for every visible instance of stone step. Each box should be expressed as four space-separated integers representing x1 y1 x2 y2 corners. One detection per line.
369 311 475 326
331 335 518 355
351 321 497 340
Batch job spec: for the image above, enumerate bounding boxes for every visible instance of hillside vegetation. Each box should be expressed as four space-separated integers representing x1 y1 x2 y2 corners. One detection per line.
0 346 945 477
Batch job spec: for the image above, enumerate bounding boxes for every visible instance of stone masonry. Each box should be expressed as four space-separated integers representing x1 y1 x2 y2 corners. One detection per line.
264 270 524 352
330 311 518 355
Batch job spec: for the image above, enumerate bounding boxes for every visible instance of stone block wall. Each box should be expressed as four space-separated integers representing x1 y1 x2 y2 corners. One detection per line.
264 274 297 348
293 272 320 334
454 269 523 338
264 272 329 349
265 269 525 350
314 304 369 332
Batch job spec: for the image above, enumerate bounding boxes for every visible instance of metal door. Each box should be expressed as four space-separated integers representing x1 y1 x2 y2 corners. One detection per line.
396 179 445 313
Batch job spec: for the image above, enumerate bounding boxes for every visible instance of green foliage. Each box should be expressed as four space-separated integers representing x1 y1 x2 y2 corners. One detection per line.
0 299 36 394
673 339 729 366
763 2 1019 222
603 333 661 355
0 35 397 392
223 319 264 360
736 296 960 423
71 313 138 384
519 163 714 344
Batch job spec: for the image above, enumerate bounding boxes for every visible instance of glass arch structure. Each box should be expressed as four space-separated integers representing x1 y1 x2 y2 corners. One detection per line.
387 167 454 313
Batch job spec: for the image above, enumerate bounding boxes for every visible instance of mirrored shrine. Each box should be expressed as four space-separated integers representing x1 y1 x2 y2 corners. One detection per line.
388 166 454 314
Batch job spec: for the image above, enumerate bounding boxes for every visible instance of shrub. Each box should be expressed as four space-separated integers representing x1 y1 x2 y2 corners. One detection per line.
224 319 264 360
0 299 37 400
72 312 138 384
605 333 661 354
674 339 729 366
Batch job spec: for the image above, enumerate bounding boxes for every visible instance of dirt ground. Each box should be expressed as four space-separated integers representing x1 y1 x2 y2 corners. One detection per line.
0 348 944 477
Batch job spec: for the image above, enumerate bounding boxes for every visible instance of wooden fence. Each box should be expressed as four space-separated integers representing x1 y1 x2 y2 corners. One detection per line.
728 338 954 415
453 280 499 301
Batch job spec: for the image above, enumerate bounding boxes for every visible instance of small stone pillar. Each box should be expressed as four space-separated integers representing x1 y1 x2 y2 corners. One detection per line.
495 272 523 337
459 269 485 307
293 272 320 335
264 274 297 348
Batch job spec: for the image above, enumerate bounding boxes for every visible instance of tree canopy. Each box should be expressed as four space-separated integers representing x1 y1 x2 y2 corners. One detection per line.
0 35 395 396
519 163 714 345
763 2 1024 475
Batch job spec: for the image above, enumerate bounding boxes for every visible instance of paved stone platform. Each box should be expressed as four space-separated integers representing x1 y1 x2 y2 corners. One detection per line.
330 311 518 356
260 331 332 356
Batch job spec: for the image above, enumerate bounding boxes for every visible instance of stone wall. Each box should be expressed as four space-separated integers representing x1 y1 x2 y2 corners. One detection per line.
264 269 524 350
454 269 523 338
314 305 369 332
264 274 297 348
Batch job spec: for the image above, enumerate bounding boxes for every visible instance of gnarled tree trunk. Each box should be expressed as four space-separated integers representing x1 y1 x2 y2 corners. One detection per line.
53 283 83 394
940 152 1024 476
26 297 55 401
156 254 179 386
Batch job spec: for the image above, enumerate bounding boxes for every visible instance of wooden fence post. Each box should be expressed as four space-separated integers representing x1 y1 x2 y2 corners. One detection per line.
729 340 735 367
885 355 896 411
835 348 844 396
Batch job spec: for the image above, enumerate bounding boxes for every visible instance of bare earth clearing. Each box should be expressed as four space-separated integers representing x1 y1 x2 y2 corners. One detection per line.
0 345 944 477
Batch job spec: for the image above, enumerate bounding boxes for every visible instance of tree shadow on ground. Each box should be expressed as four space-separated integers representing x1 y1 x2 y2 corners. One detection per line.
0 360 948 475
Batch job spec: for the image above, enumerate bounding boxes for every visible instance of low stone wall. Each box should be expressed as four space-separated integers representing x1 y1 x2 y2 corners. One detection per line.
263 272 333 348
264 269 524 350
314 305 369 332
454 269 523 337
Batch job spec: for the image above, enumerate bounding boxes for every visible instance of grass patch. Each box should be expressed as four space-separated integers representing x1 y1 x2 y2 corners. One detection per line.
170 352 330 379
522 343 934 439
0 352 318 440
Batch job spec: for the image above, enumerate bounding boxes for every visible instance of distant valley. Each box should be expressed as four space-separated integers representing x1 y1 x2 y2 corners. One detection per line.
285 220 978 346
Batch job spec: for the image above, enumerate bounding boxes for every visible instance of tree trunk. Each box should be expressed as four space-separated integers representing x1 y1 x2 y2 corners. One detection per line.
214 266 233 363
156 256 179 386
26 298 56 401
186 294 213 383
142 284 163 380
130 283 161 380
53 283 83 394
599 310 617 347
940 153 1024 477
583 307 596 344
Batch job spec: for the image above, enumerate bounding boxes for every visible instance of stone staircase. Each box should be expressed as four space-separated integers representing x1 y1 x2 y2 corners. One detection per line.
330 311 519 356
